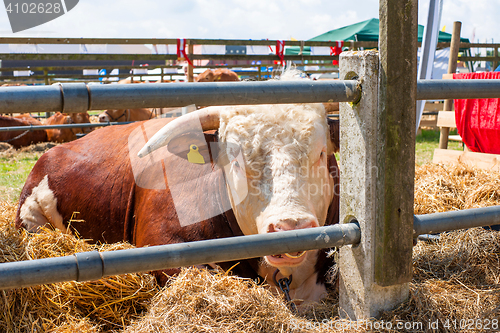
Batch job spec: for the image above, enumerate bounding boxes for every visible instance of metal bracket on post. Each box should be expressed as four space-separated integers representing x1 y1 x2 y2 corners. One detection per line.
56 82 90 113
74 251 104 282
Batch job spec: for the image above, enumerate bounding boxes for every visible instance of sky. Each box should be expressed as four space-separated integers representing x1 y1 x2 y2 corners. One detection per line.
0 0 498 44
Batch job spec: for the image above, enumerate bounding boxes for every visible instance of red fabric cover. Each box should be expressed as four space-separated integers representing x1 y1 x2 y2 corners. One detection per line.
453 72 500 154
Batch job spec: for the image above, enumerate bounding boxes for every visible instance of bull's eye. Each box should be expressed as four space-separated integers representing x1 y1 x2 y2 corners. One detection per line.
233 160 240 169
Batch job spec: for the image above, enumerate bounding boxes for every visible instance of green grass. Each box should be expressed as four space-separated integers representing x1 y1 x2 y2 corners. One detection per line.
415 129 463 165
0 153 41 202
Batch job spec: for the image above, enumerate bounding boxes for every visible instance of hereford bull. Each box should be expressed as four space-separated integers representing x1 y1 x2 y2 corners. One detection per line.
16 102 340 307
0 115 47 148
45 112 92 143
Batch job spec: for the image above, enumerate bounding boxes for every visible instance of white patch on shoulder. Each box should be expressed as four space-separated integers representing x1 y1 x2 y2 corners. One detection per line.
19 175 67 233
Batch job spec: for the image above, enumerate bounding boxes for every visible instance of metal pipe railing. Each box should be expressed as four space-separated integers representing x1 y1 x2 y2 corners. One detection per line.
0 121 134 132
0 80 361 113
414 205 500 236
0 222 361 290
1 205 500 290
417 79 500 100
1 79 499 114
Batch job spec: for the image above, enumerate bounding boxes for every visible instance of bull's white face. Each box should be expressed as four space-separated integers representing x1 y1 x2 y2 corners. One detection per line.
219 103 335 270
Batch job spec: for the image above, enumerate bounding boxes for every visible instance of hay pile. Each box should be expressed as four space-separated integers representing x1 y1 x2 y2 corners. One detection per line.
405 228 500 321
123 268 305 333
1 163 500 332
0 201 158 332
0 142 57 157
414 163 500 214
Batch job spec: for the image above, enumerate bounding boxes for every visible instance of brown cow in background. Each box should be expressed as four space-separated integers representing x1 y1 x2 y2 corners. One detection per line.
98 108 154 123
196 68 240 82
45 112 92 143
0 115 47 148
98 79 158 123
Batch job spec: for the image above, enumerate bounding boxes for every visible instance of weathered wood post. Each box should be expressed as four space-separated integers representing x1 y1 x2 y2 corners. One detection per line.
44 69 52 118
438 21 462 149
43 69 49 85
187 43 194 82
494 47 499 71
338 0 417 319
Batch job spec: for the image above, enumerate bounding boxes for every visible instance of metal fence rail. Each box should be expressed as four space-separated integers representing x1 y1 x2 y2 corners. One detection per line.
416 79 500 100
0 80 361 113
1 79 499 114
0 222 361 290
0 121 134 132
414 205 500 236
1 205 500 290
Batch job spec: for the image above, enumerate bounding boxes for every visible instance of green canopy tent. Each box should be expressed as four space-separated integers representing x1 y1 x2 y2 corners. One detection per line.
286 18 470 55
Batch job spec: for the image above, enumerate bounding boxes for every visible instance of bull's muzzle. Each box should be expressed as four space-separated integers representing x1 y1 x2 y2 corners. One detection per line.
284 251 306 259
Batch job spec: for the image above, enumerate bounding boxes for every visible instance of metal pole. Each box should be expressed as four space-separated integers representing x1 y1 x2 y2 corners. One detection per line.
0 80 362 113
414 205 500 236
1 80 500 114
1 204 500 290
417 79 500 100
0 121 135 133
0 223 360 290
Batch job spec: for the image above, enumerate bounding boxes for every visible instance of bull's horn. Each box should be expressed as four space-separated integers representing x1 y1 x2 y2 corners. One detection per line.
137 106 221 158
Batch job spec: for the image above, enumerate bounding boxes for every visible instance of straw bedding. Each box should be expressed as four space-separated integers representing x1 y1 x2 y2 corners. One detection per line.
0 163 499 332
0 202 158 332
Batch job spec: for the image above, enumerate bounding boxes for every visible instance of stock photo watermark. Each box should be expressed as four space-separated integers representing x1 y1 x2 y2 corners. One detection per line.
3 0 79 33
291 318 500 331
128 117 342 227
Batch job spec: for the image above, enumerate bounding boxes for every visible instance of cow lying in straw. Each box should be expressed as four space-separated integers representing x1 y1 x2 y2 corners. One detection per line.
16 76 340 308
0 115 47 148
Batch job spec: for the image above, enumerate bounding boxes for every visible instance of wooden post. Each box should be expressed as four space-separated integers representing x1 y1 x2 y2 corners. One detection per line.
43 69 49 85
376 0 416 286
439 21 462 149
494 47 499 71
187 44 194 82
45 68 52 118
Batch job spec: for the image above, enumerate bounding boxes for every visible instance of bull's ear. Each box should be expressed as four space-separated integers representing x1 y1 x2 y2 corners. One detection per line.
327 117 340 154
167 132 210 164
167 132 219 165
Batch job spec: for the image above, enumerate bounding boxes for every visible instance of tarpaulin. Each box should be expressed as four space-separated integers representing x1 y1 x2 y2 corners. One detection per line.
454 72 500 154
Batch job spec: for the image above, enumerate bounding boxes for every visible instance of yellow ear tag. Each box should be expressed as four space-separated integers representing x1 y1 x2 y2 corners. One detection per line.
187 144 205 164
